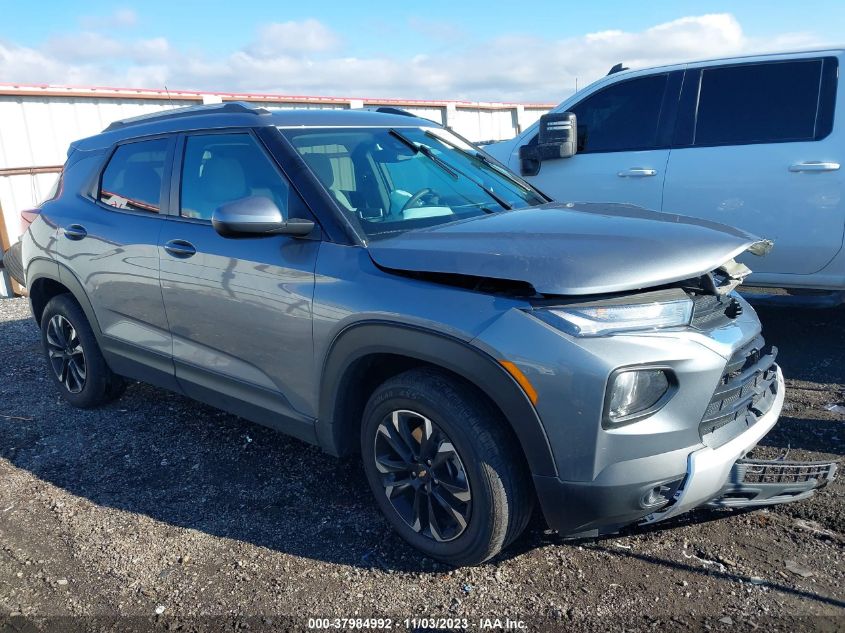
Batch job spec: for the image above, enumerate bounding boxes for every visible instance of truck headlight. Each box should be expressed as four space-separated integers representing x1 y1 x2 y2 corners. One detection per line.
534 291 693 337
605 368 674 427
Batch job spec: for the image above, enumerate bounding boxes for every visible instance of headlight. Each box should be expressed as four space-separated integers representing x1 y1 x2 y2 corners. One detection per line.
534 291 693 337
605 368 674 427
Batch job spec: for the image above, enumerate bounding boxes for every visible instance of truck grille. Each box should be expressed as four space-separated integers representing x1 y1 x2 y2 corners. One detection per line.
700 335 779 449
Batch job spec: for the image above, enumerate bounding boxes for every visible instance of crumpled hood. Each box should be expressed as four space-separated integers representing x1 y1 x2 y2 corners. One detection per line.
367 202 761 296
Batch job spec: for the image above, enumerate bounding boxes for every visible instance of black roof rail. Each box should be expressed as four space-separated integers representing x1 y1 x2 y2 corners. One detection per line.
103 101 271 132
363 106 418 118
607 63 630 75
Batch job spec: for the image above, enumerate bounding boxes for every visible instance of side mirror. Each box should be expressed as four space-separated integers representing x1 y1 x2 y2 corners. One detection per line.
211 196 315 238
519 111 578 177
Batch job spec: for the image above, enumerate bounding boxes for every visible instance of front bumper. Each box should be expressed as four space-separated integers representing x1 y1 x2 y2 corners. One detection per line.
642 366 785 524
535 366 834 536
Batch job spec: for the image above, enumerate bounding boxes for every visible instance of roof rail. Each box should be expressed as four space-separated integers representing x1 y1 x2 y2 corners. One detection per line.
360 106 419 118
102 101 271 132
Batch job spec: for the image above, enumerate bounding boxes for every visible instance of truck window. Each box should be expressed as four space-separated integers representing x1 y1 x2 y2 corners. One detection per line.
570 74 669 153
694 60 823 146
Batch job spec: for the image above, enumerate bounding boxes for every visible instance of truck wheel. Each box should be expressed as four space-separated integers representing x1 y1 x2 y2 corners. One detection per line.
361 368 533 566
40 294 125 408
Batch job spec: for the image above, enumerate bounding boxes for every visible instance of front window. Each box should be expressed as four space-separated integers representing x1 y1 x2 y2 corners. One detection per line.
180 133 293 221
282 126 547 239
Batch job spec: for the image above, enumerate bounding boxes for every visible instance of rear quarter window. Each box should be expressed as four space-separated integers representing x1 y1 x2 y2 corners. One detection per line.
99 138 169 213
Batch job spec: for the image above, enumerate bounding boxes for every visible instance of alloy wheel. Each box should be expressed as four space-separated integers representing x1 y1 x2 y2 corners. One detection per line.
46 314 87 394
374 409 472 542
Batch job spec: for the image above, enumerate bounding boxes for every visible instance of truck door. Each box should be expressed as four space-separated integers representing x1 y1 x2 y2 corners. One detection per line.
512 71 682 212
662 57 843 277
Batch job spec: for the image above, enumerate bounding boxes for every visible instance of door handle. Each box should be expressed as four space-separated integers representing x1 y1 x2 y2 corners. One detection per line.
617 168 657 178
789 161 840 172
63 224 87 240
163 239 197 258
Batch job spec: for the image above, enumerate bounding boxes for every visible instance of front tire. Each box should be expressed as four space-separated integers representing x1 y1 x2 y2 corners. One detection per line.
361 368 533 566
40 294 125 408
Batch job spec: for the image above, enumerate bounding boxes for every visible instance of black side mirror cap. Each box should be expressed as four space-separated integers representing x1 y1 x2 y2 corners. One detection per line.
519 111 578 177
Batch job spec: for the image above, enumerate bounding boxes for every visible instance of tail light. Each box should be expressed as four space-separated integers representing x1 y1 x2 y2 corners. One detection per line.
20 209 41 234
19 169 62 234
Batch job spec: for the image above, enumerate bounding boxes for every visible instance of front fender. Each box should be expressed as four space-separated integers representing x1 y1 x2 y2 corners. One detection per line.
318 321 557 477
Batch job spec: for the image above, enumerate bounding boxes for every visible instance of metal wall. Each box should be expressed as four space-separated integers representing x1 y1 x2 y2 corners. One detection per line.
0 87 550 241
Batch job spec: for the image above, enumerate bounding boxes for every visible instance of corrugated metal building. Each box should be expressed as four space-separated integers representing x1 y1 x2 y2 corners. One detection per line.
0 83 551 242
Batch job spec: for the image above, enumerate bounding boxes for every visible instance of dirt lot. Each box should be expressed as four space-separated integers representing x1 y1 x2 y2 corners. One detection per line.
0 296 843 632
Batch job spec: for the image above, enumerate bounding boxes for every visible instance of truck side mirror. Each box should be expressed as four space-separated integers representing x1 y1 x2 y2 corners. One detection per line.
519 111 577 177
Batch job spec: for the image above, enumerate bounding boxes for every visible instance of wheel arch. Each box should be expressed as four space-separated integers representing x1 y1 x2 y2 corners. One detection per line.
317 321 557 477
27 259 103 339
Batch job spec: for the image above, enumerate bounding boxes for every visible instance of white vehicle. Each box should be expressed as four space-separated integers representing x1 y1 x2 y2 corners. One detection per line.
485 49 845 304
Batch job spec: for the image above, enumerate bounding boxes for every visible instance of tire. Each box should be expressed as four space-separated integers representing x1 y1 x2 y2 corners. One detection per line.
2 241 24 286
40 294 125 408
361 368 534 566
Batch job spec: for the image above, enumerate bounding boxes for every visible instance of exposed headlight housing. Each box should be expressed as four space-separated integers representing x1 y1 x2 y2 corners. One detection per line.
605 368 675 427
534 289 693 337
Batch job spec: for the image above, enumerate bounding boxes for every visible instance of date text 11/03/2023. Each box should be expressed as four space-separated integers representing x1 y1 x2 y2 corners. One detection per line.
306 617 527 630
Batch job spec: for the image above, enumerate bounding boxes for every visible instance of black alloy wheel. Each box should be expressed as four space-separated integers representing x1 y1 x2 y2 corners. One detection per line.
374 409 472 542
46 313 87 394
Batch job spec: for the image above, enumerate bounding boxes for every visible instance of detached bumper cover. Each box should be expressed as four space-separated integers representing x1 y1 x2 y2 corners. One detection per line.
643 366 787 524
706 458 837 508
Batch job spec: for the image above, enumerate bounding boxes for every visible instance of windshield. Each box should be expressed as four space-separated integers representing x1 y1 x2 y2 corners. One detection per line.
281 126 548 239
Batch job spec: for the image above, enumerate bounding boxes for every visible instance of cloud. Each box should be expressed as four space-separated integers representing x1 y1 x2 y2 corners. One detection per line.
248 19 340 57
45 32 125 62
80 8 138 30
0 13 829 102
407 17 466 42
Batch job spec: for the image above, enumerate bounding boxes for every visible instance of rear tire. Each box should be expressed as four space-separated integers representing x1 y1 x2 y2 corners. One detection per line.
361 368 534 566
40 294 125 408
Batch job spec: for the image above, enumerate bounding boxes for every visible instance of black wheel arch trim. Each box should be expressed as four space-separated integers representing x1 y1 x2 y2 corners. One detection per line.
317 321 558 477
26 259 104 339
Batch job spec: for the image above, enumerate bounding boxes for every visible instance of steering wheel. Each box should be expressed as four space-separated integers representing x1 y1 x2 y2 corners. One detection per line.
401 188 434 213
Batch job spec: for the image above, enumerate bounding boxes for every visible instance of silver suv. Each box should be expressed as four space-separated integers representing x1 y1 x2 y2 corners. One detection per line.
9 103 835 565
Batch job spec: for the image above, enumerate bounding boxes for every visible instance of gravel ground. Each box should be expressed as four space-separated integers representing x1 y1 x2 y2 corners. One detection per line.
0 296 843 632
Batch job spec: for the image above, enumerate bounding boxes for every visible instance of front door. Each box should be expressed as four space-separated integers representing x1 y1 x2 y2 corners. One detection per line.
158 131 320 440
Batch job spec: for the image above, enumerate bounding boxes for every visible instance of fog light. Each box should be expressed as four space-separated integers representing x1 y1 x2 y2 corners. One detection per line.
642 485 670 508
605 369 672 426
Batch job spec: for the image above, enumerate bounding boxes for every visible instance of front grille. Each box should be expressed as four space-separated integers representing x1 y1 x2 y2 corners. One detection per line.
700 335 779 448
735 460 836 485
689 292 742 329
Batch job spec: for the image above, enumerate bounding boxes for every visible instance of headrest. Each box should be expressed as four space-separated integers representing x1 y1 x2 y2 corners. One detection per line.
303 153 335 188
202 156 246 202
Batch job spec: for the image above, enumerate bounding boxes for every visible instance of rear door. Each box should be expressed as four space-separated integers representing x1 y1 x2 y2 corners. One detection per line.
662 56 843 276
158 129 320 439
56 136 177 389
513 71 682 211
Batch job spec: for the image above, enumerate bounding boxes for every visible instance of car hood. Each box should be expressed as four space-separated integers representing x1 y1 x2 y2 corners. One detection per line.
367 202 761 296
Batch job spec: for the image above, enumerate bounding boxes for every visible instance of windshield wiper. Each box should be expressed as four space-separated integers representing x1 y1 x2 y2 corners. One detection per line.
423 130 543 198
390 129 512 210
389 129 458 179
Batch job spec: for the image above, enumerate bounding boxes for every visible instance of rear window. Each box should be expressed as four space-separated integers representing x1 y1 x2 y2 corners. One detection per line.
694 60 824 145
99 138 168 213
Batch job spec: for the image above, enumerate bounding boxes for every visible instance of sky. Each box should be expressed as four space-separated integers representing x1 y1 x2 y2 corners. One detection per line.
0 1 842 103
